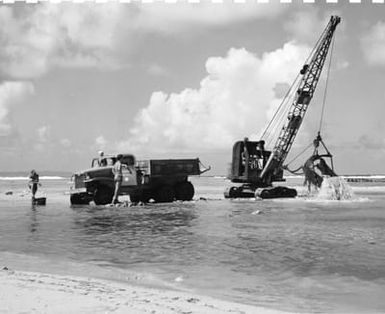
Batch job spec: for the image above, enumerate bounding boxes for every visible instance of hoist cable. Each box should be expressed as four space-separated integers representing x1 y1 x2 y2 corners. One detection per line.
284 142 313 167
318 33 336 133
263 74 302 149
260 74 301 141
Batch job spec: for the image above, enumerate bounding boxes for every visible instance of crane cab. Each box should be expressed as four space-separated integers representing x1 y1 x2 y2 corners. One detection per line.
225 138 293 199
228 139 271 185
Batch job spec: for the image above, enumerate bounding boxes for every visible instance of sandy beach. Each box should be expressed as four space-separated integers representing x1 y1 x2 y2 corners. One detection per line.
0 267 287 314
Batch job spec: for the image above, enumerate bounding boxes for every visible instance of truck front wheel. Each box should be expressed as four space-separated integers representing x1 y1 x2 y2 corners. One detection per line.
175 181 194 201
93 185 113 205
154 185 175 203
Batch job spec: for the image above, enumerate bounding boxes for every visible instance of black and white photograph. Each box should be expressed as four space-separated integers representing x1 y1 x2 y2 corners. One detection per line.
0 0 385 313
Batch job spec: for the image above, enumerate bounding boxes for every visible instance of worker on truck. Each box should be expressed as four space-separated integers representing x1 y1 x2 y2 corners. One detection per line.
98 150 108 167
111 154 123 205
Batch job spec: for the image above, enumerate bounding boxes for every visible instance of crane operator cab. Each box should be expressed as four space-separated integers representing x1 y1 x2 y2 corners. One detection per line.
228 138 272 185
228 137 286 184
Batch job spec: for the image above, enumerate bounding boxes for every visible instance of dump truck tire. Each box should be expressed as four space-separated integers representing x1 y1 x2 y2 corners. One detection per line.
70 193 90 205
94 185 113 205
140 190 152 203
130 194 141 203
154 185 175 203
175 181 194 201
255 186 297 199
224 186 240 198
130 190 152 203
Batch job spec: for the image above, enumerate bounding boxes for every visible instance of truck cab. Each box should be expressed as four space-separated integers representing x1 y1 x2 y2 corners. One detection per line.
90 154 138 187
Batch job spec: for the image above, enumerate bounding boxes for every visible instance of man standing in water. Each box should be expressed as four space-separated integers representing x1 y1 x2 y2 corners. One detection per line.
29 170 40 200
111 154 123 205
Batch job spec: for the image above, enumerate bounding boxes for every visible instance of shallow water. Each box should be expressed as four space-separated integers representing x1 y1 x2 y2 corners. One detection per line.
1 176 385 313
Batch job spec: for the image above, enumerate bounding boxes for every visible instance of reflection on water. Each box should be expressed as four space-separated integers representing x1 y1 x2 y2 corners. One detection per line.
75 206 197 237
28 207 39 233
68 204 200 266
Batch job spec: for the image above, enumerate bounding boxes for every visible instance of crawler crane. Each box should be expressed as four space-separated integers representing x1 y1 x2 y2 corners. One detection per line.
225 16 341 199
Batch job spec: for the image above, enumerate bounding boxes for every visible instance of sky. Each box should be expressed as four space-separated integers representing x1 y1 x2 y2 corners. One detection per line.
0 0 385 175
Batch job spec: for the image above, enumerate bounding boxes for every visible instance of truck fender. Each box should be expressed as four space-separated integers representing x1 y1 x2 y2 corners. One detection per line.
84 177 115 189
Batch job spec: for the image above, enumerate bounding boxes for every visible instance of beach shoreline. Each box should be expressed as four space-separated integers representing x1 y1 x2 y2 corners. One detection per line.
0 267 288 314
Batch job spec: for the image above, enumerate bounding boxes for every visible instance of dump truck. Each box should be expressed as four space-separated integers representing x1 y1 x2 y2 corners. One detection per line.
70 153 210 205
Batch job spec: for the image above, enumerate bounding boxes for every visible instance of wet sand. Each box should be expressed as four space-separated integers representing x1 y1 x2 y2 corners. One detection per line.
0 268 288 314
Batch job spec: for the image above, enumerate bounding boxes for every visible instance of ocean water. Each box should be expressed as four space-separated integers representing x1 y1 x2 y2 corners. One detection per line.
1 175 385 313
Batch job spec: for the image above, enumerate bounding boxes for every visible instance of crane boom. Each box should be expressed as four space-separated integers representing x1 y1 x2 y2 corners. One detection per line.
260 16 341 182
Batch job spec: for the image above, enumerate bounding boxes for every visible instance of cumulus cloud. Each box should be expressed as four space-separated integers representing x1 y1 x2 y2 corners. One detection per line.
135 1 285 34
95 135 107 149
335 60 349 71
0 81 34 136
358 134 385 151
146 64 170 77
0 2 286 80
37 125 50 143
284 9 328 44
60 138 72 148
361 21 385 66
117 43 310 154
0 4 127 79
284 8 344 45
0 2 286 160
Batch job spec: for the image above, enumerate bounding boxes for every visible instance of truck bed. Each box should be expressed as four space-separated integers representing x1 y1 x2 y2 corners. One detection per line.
136 159 201 177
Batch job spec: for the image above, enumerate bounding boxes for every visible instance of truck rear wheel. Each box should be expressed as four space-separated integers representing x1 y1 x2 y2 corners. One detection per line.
175 181 194 201
154 185 175 203
140 190 152 203
130 193 141 203
70 193 91 205
94 185 113 205
130 190 152 203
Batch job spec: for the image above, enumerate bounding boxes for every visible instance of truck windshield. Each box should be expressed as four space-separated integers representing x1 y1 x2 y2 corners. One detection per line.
92 157 114 167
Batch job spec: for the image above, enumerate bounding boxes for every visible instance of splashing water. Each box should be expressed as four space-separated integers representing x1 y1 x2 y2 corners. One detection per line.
317 176 355 200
